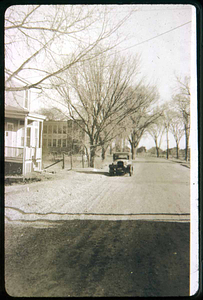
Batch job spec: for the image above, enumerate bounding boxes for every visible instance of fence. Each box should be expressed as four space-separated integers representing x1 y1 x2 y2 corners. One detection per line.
42 152 89 171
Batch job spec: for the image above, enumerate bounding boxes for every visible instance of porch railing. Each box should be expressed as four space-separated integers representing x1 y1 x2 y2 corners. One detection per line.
5 146 24 159
5 146 42 161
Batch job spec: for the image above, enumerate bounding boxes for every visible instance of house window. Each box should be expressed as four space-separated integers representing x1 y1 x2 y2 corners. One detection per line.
48 139 52 147
48 125 52 134
58 139 61 147
67 136 72 144
62 139 66 147
53 139 56 147
73 122 78 130
79 130 84 140
43 139 47 147
53 125 57 134
63 126 67 134
27 128 31 147
58 126 62 134
7 123 13 131
44 125 47 134
20 120 24 126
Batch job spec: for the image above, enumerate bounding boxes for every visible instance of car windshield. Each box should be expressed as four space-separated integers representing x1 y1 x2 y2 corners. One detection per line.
114 155 129 160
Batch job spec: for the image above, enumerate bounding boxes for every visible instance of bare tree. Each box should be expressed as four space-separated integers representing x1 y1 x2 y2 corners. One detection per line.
5 5 134 92
172 76 190 161
169 112 184 159
126 87 161 159
98 128 112 161
54 52 146 167
36 106 66 121
162 104 173 159
128 113 162 159
147 120 165 158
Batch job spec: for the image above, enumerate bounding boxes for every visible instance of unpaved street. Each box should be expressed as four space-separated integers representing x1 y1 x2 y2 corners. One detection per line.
5 157 190 222
5 220 189 297
4 157 190 297
80 157 190 217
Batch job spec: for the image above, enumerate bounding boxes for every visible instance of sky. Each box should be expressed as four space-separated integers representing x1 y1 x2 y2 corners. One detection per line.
43 4 196 150
111 4 196 150
5 4 197 150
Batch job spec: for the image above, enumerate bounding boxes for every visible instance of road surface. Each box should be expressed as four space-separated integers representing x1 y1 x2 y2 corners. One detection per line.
4 157 190 297
80 157 190 218
5 157 190 222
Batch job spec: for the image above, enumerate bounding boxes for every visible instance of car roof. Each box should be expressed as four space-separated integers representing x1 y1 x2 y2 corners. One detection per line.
113 152 129 155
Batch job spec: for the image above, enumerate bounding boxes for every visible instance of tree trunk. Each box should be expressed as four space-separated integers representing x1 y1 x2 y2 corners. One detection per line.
109 143 112 155
101 147 106 161
154 139 159 157
156 147 159 157
130 142 135 160
84 145 90 167
90 145 95 168
176 144 179 159
155 139 159 157
122 137 126 152
185 125 189 161
166 128 169 159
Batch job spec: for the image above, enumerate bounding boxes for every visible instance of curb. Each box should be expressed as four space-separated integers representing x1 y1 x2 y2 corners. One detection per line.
170 159 190 169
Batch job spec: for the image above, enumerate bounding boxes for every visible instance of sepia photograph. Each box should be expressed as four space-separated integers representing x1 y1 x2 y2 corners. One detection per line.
4 3 198 297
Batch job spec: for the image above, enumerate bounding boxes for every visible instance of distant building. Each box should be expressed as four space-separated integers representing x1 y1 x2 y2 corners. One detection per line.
147 147 163 156
5 71 46 175
42 119 86 155
136 146 146 154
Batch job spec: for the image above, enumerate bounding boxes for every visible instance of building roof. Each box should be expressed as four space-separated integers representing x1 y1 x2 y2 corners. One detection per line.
5 105 46 121
28 112 46 121
5 105 29 119
5 105 29 113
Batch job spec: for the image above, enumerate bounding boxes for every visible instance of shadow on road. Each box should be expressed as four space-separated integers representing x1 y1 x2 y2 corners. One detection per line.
76 170 128 177
76 170 110 176
133 160 172 164
5 220 189 297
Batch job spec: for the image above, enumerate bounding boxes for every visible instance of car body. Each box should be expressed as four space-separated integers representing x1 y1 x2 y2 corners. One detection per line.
109 152 133 176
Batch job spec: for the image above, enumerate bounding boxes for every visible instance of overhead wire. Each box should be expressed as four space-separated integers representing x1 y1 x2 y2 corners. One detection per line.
116 20 192 53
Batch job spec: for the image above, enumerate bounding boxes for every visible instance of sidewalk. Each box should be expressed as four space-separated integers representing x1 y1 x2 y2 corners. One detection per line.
169 158 190 169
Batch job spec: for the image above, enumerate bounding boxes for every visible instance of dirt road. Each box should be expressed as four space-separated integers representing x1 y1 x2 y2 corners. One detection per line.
4 157 190 297
5 157 190 222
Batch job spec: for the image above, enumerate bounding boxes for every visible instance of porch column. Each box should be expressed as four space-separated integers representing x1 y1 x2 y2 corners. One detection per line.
23 116 28 176
39 121 43 170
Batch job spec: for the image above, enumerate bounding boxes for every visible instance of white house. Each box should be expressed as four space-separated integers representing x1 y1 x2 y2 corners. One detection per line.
5 71 46 175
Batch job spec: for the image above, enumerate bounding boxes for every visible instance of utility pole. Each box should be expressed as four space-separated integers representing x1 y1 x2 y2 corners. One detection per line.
62 153 65 169
70 120 73 169
67 118 73 169
166 124 169 159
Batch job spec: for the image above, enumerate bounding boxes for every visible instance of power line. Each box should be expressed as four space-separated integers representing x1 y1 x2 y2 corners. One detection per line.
117 20 192 53
108 7 191 13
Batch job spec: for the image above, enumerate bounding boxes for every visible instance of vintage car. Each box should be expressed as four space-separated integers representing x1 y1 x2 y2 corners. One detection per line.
109 152 133 176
